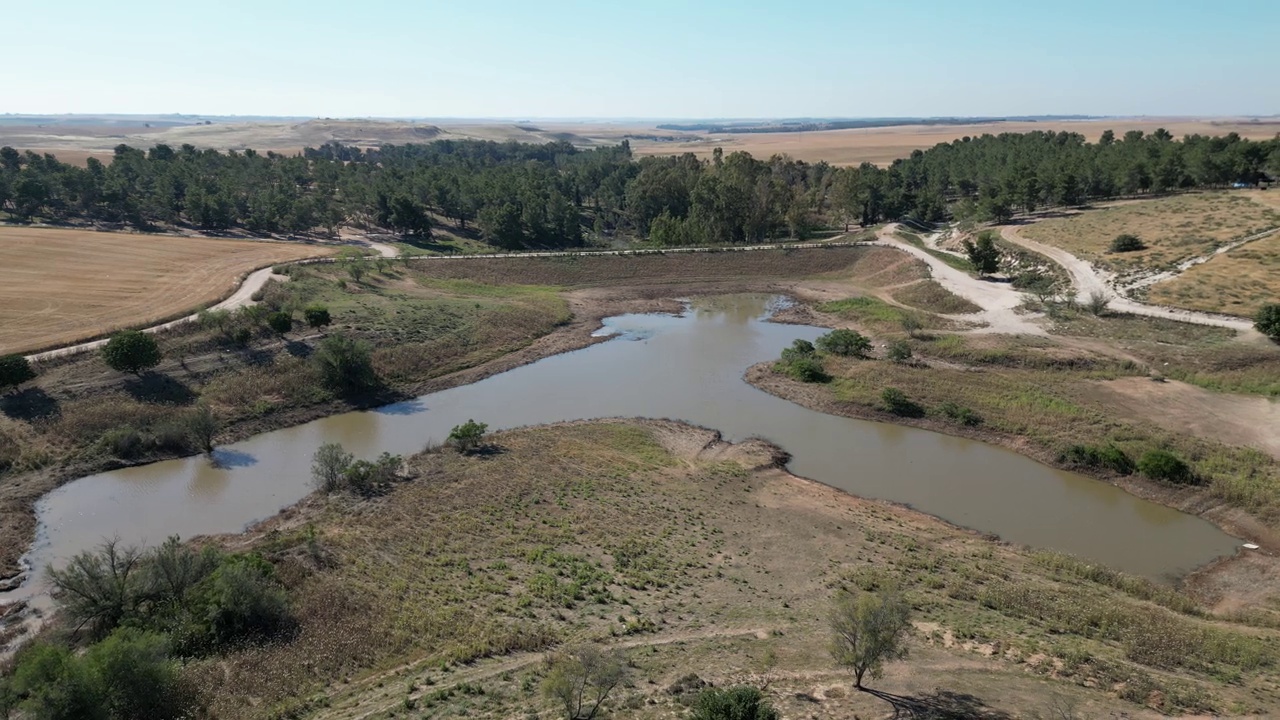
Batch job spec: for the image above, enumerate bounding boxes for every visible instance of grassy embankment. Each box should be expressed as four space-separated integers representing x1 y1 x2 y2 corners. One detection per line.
0 247 895 579
119 422 1280 718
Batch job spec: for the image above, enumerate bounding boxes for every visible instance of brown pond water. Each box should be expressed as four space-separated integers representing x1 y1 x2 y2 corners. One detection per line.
5 295 1241 615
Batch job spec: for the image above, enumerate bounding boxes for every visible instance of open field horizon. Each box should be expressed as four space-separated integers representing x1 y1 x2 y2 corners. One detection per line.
3 115 1277 167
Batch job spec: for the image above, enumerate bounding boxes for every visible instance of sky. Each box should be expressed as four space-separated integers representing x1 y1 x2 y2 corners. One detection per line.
5 0 1278 119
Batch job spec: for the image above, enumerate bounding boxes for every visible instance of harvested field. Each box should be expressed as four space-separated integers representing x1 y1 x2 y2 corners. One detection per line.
1146 230 1280 317
0 227 333 354
629 119 1280 166
1020 191 1280 274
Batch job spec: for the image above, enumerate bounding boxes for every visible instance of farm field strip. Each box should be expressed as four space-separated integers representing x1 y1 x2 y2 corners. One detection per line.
0 227 334 355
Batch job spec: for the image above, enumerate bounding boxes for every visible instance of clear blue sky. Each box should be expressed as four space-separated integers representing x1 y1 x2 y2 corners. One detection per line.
7 0 1278 118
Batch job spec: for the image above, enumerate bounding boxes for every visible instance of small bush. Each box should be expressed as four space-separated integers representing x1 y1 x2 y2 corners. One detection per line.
1059 444 1134 475
230 327 252 346
303 304 332 329
887 340 912 362
1110 233 1146 252
312 442 354 493
1256 304 1280 342
936 401 981 426
99 426 145 459
881 387 924 417
691 686 780 720
449 419 489 454
779 339 816 363
784 356 829 383
0 353 36 391
1084 290 1110 316
816 329 872 357
1137 449 1195 484
266 311 293 334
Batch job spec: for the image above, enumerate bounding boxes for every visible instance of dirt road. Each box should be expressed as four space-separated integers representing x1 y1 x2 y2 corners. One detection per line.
999 224 1255 332
872 225 1045 335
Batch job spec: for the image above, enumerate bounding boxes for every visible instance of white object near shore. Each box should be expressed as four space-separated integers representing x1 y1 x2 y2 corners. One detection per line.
1243 543 1260 550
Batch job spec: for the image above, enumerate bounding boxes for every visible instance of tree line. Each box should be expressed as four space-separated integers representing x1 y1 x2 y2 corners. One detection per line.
1 129 1277 248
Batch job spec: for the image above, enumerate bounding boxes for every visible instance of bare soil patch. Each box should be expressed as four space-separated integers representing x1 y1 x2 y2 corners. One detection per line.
1080 377 1280 462
0 226 333 354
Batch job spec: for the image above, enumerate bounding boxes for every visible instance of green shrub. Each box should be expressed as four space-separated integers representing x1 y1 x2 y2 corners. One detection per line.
449 419 489 454
691 686 779 720
1137 449 1195 484
887 340 912 362
779 339 816 363
816 329 872 357
1110 233 1146 252
783 356 829 383
0 353 36 391
266 311 293 334
936 401 981 426
101 331 161 375
1256 304 1280 342
313 333 377 392
98 426 145 459
303 304 332 329
229 327 252 346
881 388 923 417
1059 444 1135 475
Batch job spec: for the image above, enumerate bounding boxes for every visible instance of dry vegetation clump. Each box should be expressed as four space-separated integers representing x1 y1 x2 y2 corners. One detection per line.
183 422 1280 718
891 279 982 314
1022 191 1280 271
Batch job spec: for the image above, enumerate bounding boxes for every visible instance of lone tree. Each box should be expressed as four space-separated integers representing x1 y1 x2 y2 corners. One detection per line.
303 304 332 330
188 403 218 454
541 644 626 720
313 334 376 392
0 353 36 392
1256 303 1280 342
961 232 1002 276
829 589 912 690
101 330 161 375
817 329 872 358
448 419 488 454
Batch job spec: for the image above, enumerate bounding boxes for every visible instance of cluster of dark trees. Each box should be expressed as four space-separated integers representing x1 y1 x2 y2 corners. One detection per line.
2 129 1277 249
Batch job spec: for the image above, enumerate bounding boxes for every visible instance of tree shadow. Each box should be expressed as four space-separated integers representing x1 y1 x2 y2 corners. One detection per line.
865 688 1013 720
284 340 313 358
372 399 426 416
0 387 61 421
236 347 275 366
122 373 197 405
208 448 258 469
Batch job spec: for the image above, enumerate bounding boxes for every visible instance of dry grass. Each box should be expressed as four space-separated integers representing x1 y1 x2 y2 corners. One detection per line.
0 227 333 354
892 279 982 314
184 421 1280 719
1021 191 1280 273
1146 231 1280 317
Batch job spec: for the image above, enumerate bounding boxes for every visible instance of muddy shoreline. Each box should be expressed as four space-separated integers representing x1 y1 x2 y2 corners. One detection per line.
0 280 802 582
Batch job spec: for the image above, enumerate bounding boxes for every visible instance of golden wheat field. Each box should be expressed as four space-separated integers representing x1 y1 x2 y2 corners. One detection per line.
0 227 332 354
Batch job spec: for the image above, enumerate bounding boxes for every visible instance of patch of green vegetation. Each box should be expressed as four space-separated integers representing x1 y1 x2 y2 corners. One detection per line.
818 296 944 333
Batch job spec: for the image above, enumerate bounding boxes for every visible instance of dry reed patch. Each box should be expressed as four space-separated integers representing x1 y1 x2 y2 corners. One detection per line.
1021 192 1280 272
0 227 332 354
892 279 982 314
1146 231 1280 317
